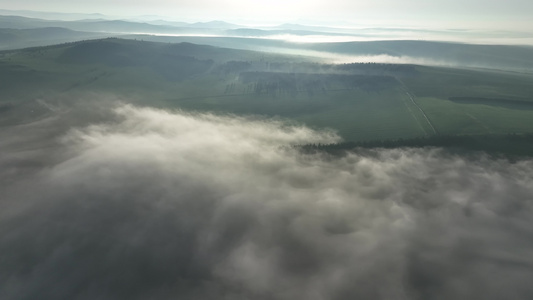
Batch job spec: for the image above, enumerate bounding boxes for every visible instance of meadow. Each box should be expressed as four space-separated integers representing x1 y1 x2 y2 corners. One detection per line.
1 38 533 143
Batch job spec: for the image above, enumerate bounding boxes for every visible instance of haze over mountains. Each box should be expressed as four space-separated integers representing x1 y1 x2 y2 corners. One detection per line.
1 12 533 74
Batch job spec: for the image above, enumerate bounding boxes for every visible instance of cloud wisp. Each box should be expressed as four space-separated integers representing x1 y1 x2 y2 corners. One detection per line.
1 104 533 300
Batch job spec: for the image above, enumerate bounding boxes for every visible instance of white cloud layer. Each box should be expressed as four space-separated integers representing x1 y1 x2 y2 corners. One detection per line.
1 104 533 299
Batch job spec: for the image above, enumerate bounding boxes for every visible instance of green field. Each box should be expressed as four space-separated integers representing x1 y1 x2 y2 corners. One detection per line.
1 38 533 142
165 82 431 141
400 66 533 136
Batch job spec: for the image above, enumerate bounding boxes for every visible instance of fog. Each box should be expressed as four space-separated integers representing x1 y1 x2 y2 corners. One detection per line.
2 103 533 299
215 31 533 46
120 33 533 73
134 29 533 46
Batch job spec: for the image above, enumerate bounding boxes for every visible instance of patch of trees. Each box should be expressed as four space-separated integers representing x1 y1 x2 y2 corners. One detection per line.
239 71 397 97
152 54 213 81
449 97 533 110
297 134 533 159
255 62 418 77
240 72 303 96
57 40 141 67
333 63 418 76
215 61 252 74
55 39 214 81
165 42 219 58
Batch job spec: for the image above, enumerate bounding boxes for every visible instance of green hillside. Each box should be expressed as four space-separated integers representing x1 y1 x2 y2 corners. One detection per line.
1 38 533 142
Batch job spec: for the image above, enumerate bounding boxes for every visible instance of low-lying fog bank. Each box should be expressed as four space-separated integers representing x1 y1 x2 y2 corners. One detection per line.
1 103 533 300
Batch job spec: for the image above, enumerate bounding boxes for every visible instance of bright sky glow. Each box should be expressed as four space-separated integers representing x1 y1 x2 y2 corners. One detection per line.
1 0 532 30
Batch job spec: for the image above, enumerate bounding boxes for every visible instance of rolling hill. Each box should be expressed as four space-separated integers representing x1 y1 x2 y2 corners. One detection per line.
1 38 533 143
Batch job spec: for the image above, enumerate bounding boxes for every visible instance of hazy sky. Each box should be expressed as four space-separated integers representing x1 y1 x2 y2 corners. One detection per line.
2 0 533 29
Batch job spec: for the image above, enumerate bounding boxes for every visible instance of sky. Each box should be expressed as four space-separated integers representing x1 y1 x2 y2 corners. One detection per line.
2 0 533 29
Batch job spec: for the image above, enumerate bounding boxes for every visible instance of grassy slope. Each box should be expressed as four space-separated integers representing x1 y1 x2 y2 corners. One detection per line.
1 38 533 143
401 66 533 136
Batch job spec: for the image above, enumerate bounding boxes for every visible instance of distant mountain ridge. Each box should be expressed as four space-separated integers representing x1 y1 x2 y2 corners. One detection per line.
1 12 532 74
0 9 108 21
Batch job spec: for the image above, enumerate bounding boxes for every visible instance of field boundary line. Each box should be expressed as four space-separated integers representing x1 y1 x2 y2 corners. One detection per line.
395 77 437 135
406 92 437 135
